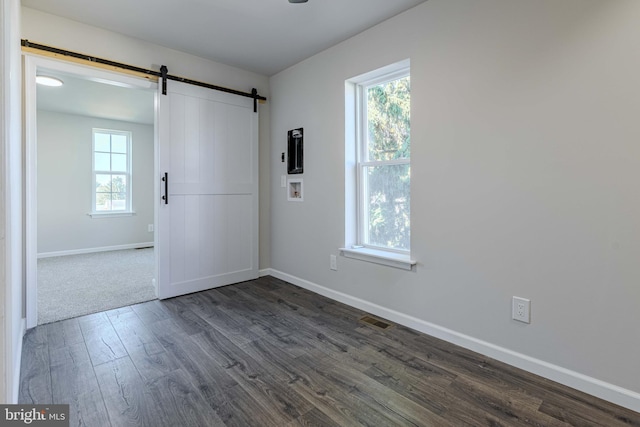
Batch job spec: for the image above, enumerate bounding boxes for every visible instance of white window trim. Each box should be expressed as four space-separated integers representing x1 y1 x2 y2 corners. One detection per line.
340 246 416 270
87 211 136 218
91 128 133 215
344 59 412 268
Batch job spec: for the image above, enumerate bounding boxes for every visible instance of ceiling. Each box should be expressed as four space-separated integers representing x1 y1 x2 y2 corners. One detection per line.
22 0 427 76
37 69 155 124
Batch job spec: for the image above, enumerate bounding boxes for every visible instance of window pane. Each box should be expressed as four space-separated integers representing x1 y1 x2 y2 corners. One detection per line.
95 174 112 192
112 193 127 210
95 192 111 211
111 153 127 172
94 133 111 152
94 153 110 171
92 130 131 213
111 134 128 153
111 175 127 194
367 76 410 161
363 163 410 250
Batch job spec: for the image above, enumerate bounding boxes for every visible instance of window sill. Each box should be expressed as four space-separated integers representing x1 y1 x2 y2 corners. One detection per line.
88 211 136 218
339 247 416 270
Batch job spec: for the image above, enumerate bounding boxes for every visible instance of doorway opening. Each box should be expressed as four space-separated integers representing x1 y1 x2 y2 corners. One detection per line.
24 55 158 327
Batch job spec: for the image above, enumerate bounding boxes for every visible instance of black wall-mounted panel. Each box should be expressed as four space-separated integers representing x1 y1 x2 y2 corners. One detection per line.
287 128 303 174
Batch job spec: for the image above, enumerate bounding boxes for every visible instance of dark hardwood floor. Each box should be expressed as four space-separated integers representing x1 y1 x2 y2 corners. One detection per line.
19 276 640 426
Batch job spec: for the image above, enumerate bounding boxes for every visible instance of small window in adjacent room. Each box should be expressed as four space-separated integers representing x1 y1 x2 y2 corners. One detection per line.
92 129 132 215
343 60 415 269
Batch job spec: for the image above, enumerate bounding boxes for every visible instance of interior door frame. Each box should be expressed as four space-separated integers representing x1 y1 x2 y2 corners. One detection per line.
23 54 158 328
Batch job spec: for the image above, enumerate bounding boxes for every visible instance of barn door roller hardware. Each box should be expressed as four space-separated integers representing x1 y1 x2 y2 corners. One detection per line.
159 66 265 112
160 65 168 95
21 39 266 112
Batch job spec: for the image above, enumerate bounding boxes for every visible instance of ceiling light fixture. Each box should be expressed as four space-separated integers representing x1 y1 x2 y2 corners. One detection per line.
288 0 308 3
36 76 64 87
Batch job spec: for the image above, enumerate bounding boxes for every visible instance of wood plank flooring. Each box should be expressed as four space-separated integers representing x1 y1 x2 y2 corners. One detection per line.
19 276 640 426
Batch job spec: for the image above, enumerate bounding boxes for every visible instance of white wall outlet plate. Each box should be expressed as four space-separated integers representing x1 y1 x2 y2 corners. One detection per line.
512 296 531 323
330 254 337 271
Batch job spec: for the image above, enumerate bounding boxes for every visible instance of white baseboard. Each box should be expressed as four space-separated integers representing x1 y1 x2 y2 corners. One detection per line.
258 268 272 277
265 268 640 413
38 242 154 259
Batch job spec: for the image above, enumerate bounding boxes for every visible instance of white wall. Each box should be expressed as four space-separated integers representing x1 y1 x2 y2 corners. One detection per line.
37 111 154 255
269 0 640 411
22 7 271 267
1 0 22 404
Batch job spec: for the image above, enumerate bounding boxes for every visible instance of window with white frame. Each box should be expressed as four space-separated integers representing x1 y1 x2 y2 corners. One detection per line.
92 129 132 214
355 65 411 253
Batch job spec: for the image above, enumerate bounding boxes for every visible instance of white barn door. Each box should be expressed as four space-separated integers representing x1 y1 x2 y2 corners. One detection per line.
157 80 258 299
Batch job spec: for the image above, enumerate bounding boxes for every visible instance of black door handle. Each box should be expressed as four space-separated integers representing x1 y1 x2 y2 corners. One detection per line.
162 172 168 204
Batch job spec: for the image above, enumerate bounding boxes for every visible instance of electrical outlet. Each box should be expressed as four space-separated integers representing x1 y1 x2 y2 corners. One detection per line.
512 297 531 323
330 254 337 271
148 224 154 232
281 175 286 188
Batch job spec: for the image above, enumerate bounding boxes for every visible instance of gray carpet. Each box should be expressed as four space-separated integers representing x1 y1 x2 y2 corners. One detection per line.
38 248 156 325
